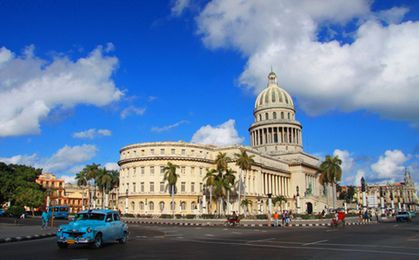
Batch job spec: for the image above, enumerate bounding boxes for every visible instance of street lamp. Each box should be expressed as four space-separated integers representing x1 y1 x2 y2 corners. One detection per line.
125 189 128 214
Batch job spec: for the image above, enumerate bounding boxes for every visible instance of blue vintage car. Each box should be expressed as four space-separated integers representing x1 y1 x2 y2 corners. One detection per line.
56 209 128 248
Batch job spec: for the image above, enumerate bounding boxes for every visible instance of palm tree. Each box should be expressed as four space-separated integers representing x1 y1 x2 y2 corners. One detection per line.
240 199 252 214
272 195 287 211
96 168 113 209
204 168 217 214
235 148 255 215
75 171 88 210
224 168 236 214
319 155 342 209
215 152 231 172
163 162 179 218
109 170 119 209
78 163 101 209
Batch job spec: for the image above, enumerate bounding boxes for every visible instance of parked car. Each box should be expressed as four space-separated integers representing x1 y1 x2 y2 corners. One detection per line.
408 211 416 218
395 211 411 222
56 209 128 249
0 208 5 216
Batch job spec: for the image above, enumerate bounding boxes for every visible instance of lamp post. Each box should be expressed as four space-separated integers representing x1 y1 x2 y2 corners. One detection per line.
125 189 128 214
296 186 301 214
361 177 367 210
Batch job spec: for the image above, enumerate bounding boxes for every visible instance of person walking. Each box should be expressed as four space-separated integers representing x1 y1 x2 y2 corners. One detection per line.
41 210 49 229
273 211 279 227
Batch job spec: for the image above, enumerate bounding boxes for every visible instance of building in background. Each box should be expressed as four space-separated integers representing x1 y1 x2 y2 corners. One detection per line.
36 173 65 208
118 72 332 215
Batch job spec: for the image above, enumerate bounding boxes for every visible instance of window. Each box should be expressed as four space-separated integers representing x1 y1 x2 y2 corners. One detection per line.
288 113 290 119
191 149 195 155
160 182 164 192
149 201 154 211
171 149 175 155
150 166 155 175
141 149 145 155
133 182 136 193
281 112 284 119
150 182 154 192
126 183 129 193
160 148 165 155
181 182 186 192
265 113 269 120
113 213 120 221
171 201 176 210
181 149 186 155
139 201 144 210
191 167 195 175
191 182 195 193
160 166 165 174
150 149 154 155
180 201 186 210
259 114 262 121
159 201 165 211
200 182 203 192
273 112 277 119
140 182 144 192
191 202 196 211
181 166 185 174
141 167 145 175
199 167 203 176
130 202 135 212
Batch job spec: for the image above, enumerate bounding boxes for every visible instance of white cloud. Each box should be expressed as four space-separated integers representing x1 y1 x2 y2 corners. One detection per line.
195 0 419 127
353 170 365 186
73 128 112 139
60 174 76 184
333 149 354 174
371 150 408 180
377 7 409 24
104 162 120 171
0 144 97 173
171 0 191 16
151 120 188 133
120 106 146 119
0 44 122 137
191 119 244 146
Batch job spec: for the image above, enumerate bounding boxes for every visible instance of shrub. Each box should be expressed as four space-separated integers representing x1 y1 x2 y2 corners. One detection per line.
201 214 216 219
123 213 135 218
160 214 173 219
175 214 182 219
136 214 153 218
185 214 196 219
7 205 25 217
256 214 268 219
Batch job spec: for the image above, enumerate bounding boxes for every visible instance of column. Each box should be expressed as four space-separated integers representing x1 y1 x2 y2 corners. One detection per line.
281 127 284 144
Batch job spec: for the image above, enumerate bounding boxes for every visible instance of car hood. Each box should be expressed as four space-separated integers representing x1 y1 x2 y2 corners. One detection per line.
60 220 104 231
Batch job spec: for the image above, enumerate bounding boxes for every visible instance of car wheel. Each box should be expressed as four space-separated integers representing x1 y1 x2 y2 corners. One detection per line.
57 242 68 249
92 233 103 249
119 231 128 244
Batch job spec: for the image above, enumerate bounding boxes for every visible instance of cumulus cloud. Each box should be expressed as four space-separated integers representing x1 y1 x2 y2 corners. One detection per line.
60 174 77 184
120 106 146 119
0 44 122 137
195 0 419 127
73 128 112 139
333 149 354 174
0 144 97 173
191 119 244 146
171 0 191 16
353 170 365 186
151 120 188 133
104 162 120 171
371 150 408 180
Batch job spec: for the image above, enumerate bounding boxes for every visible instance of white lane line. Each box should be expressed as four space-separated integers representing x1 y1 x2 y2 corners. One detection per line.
179 239 419 257
303 240 328 246
136 235 147 238
205 234 215 237
248 238 275 243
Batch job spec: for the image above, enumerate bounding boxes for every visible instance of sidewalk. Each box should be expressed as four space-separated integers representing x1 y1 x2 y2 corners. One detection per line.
0 223 56 243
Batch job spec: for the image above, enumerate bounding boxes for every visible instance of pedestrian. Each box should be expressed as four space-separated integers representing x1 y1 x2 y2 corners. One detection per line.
273 211 279 227
41 210 49 229
281 210 286 225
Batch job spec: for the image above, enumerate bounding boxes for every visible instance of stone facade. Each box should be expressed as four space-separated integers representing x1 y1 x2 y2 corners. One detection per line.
117 72 331 215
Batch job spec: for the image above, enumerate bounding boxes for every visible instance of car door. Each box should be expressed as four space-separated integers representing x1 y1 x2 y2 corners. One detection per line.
113 213 123 239
104 213 115 241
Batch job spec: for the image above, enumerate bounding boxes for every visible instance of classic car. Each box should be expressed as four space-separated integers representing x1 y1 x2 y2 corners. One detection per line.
395 211 411 222
56 209 128 248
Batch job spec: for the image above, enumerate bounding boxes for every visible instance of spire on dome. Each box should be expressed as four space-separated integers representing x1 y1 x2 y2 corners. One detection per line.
267 71 277 86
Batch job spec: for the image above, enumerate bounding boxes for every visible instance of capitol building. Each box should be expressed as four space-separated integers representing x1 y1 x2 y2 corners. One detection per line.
118 72 331 215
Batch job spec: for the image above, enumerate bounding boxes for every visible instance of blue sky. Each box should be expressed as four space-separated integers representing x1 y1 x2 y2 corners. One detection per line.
0 0 418 187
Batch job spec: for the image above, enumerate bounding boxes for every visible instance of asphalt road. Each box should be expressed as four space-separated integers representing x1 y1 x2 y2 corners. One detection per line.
1 220 418 260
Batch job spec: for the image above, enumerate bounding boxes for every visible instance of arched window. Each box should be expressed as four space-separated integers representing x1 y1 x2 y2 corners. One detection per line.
171 201 176 210
273 112 277 119
259 114 262 121
131 201 135 211
191 202 196 211
159 201 165 212
139 201 144 210
265 113 269 120
180 201 186 210
149 201 154 211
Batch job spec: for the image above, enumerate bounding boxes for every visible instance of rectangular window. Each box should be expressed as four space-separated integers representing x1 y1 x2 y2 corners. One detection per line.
200 182 203 192
171 149 175 155
126 183 130 193
199 167 203 176
181 149 186 155
191 182 195 193
140 182 144 192
191 167 195 175
141 167 145 175
141 149 145 155
160 166 165 174
150 166 154 175
150 182 154 192
133 182 136 192
150 149 154 155
181 182 185 192
160 182 164 192
181 166 185 174
160 148 165 155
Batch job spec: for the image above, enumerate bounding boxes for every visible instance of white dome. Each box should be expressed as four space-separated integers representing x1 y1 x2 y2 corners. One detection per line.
254 72 294 110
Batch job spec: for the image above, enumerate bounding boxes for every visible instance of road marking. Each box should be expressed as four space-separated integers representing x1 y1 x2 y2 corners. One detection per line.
393 224 399 227
248 238 275 244
205 234 215 237
136 235 147 238
232 232 242 234
303 240 328 246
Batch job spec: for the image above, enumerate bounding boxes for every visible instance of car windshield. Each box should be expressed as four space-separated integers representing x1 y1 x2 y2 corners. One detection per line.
74 213 105 221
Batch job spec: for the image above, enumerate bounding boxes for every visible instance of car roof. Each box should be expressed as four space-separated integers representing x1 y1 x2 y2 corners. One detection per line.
77 209 118 214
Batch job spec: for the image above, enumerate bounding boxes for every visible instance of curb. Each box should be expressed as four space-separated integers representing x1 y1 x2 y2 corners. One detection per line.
125 220 379 228
0 233 56 244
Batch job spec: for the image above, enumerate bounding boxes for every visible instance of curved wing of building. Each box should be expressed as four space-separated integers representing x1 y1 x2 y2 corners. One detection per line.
118 72 332 216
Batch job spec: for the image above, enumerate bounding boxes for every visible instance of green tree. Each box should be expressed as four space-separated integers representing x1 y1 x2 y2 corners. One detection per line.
272 195 287 211
163 162 179 218
240 199 252 215
78 163 102 209
75 171 88 210
204 168 217 213
319 155 342 209
234 148 255 215
14 186 44 215
215 152 231 172
96 168 114 209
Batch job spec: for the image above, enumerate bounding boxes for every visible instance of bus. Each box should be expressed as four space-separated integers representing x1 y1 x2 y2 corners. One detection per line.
48 205 69 219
